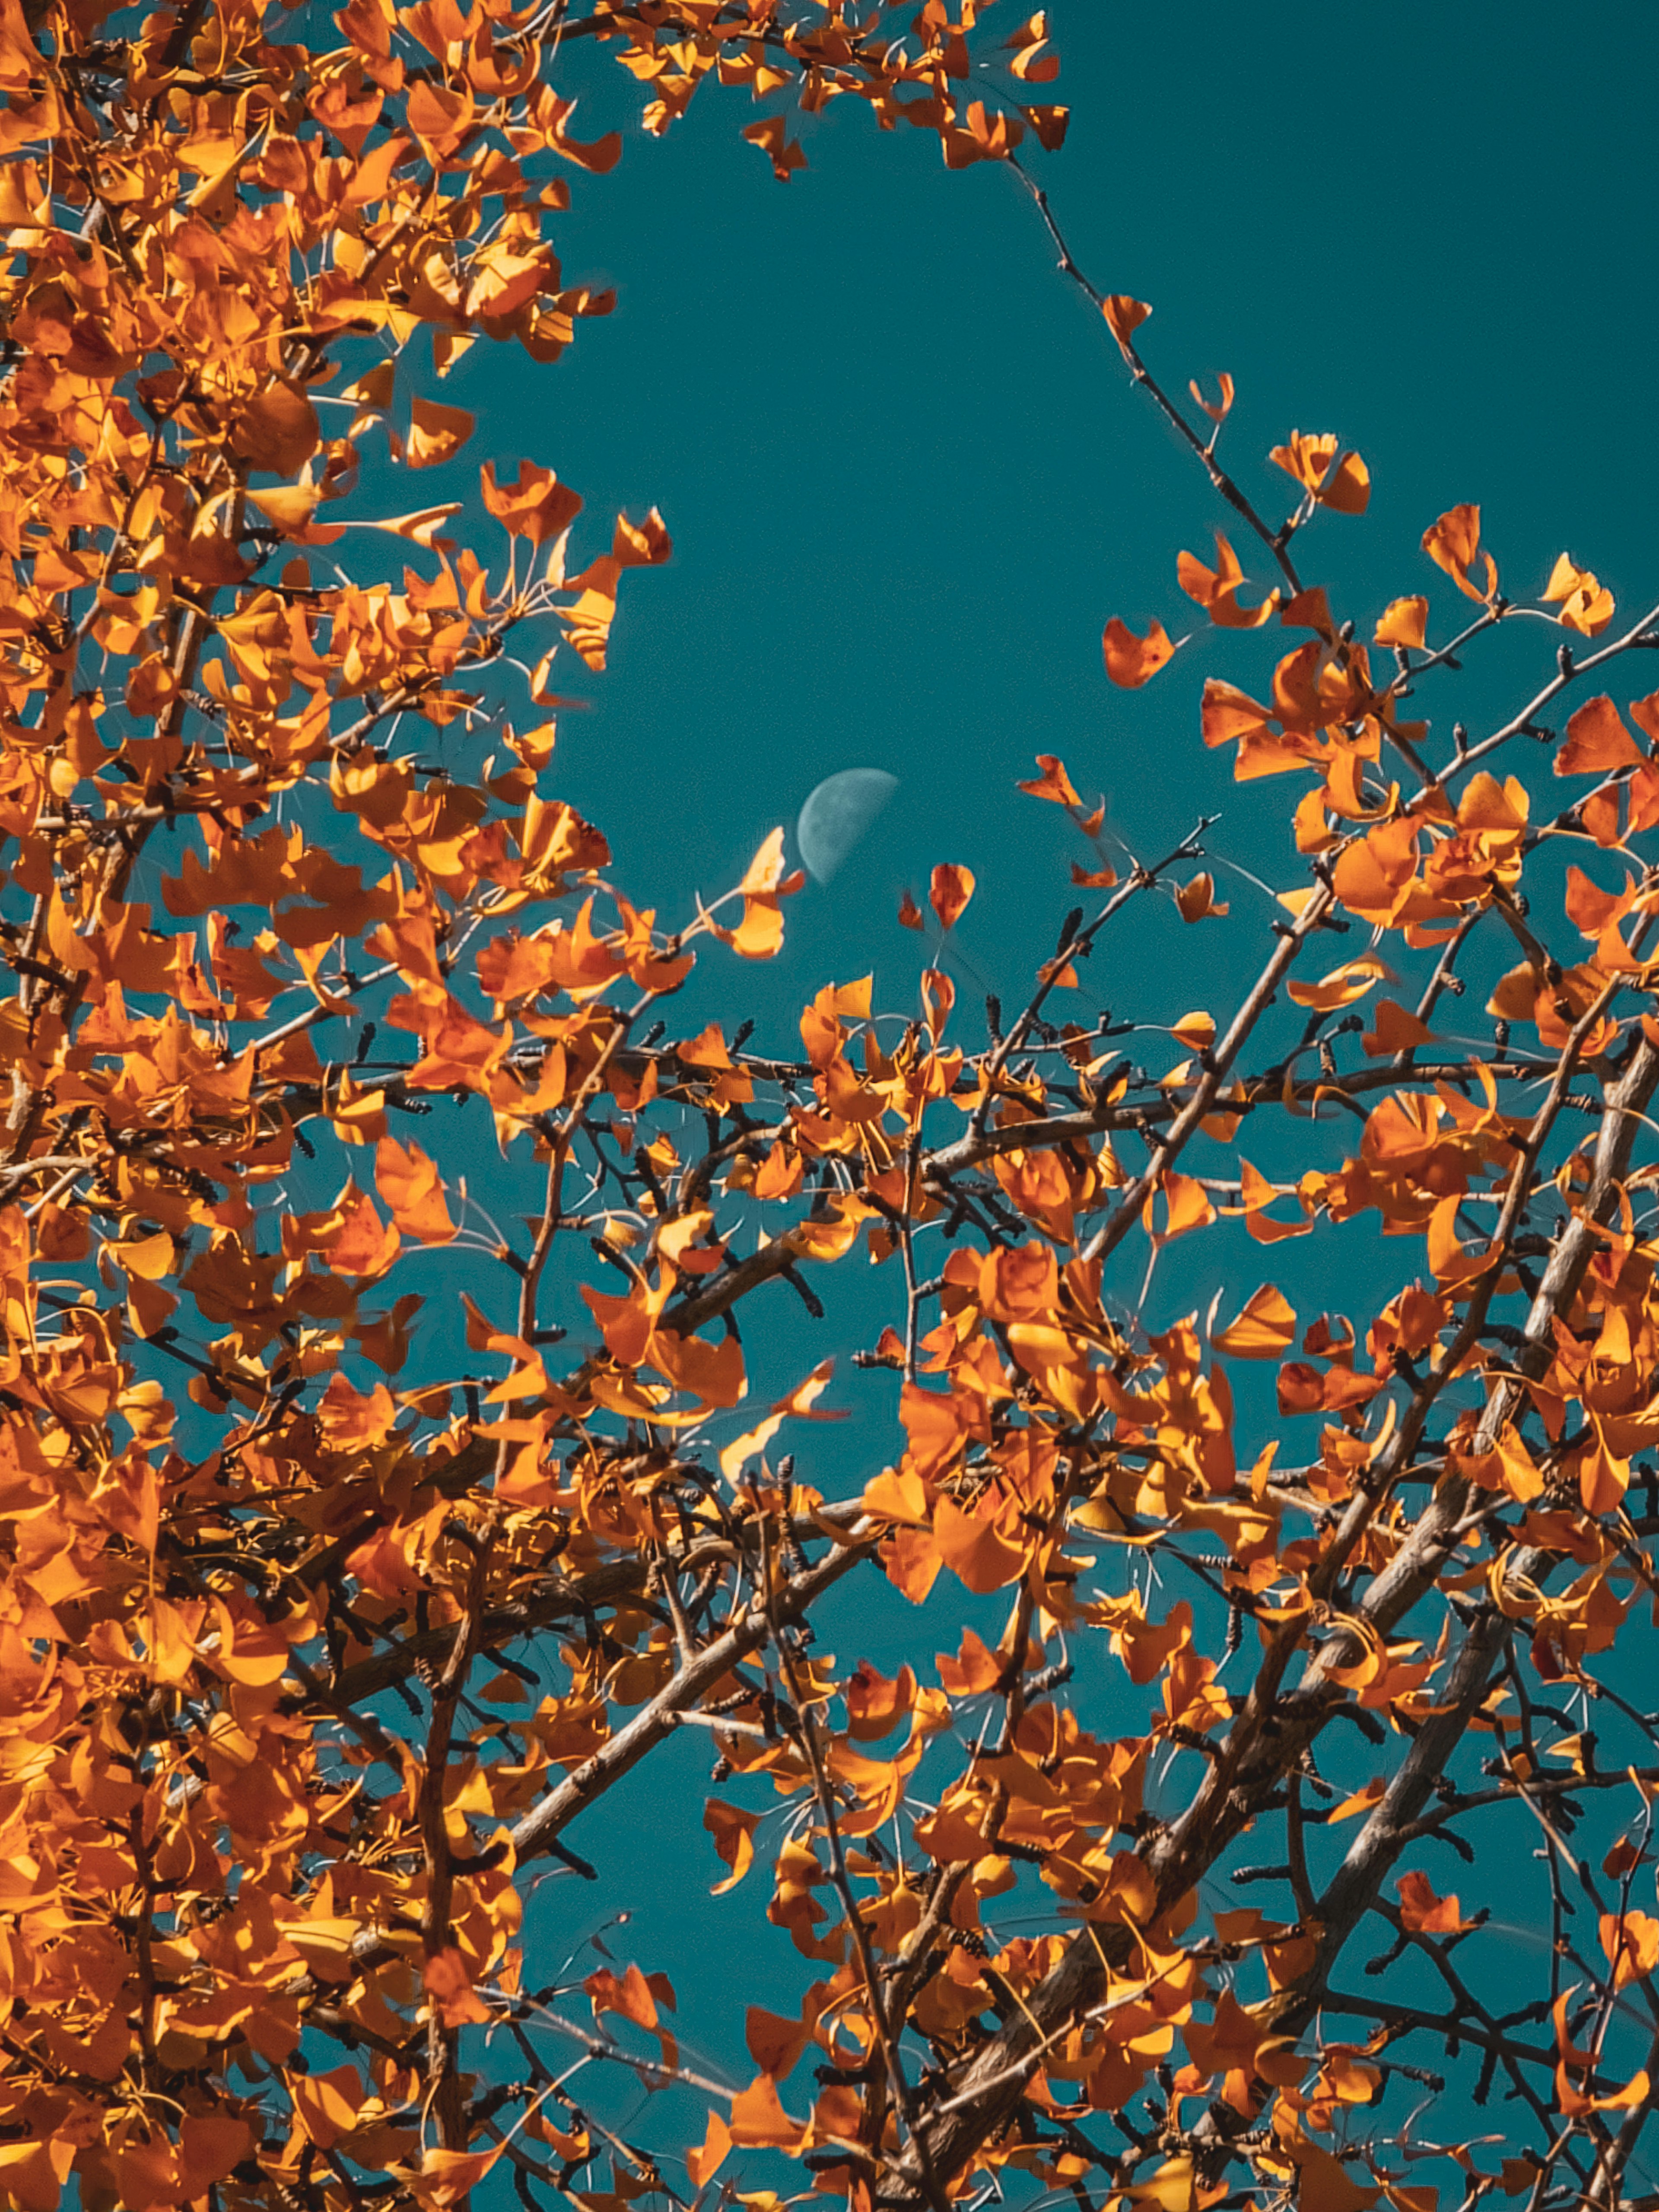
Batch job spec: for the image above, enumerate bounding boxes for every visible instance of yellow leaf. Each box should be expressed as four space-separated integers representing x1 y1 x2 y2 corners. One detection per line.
247 483 324 531
1373 596 1428 651
1543 551 1615 637
1285 953 1392 1012
740 826 788 894
1328 1776 1386 1822
1103 615 1176 688
405 395 474 470
353 504 463 548
116 1229 174 1281
1212 1284 1296 1360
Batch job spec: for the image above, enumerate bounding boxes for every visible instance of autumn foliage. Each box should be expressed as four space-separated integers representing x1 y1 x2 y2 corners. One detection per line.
4 4 1659 2212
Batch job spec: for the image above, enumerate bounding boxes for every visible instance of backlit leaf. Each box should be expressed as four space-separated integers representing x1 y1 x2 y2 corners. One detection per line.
1103 615 1176 687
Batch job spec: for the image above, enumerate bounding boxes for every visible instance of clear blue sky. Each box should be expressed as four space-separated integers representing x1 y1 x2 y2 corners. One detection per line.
418 0 1659 2180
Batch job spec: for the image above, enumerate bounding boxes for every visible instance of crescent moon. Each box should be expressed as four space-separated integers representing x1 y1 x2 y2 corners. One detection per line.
796 768 899 885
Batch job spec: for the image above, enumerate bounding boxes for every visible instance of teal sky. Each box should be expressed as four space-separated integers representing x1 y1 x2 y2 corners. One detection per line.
398 0 1659 2187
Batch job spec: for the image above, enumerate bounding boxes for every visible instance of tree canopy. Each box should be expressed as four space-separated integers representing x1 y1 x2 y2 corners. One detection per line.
5 7 1659 2212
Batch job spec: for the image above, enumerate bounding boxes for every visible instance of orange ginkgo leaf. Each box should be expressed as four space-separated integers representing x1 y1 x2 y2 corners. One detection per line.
1373 596 1428 652
959 99 1026 160
1362 998 1433 1055
1102 294 1150 349
1319 453 1370 514
686 2109 732 2188
404 395 474 469
405 76 477 155
746 2002 813 2079
1579 1431 1631 1517
929 864 975 932
338 358 394 435
1601 1910 1659 1990
1554 1986 1652 2116
481 459 583 544
704 1799 762 1894
739 827 791 895
1212 1284 1296 1360
528 89 623 172
374 1136 456 1243
1189 371 1235 423
1021 103 1071 151
232 379 322 475
1103 615 1176 687
1422 502 1498 603
355 503 463 549
897 888 925 931
559 507 674 670
286 1182 401 1278
1129 2156 1222 2212
1397 1869 1472 1933
743 114 806 178
1282 2148 1380 2212
0 2139 75 2212
1143 1169 1217 1244
1268 431 1332 492
1543 551 1615 637
843 1659 918 1741
1175 871 1228 921
246 483 326 533
933 1494 1029 1593
1556 695 1644 775
290 2065 367 2151
1563 865 1637 938
1285 953 1392 1012
728 2073 808 2149
1004 10 1058 79
650 1326 746 1407
1327 1776 1386 1823
1178 531 1278 628
408 2147 502 2209
1268 431 1370 515
422 1946 493 2025
1629 691 1659 748
586 1961 662 2031
1236 1159 1311 1243
861 1465 930 1526
1018 753 1082 805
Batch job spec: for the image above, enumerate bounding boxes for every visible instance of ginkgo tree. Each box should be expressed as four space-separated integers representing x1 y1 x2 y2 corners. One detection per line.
4 4 1659 2212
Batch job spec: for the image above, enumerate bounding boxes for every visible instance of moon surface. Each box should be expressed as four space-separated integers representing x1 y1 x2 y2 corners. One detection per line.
796 768 899 884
